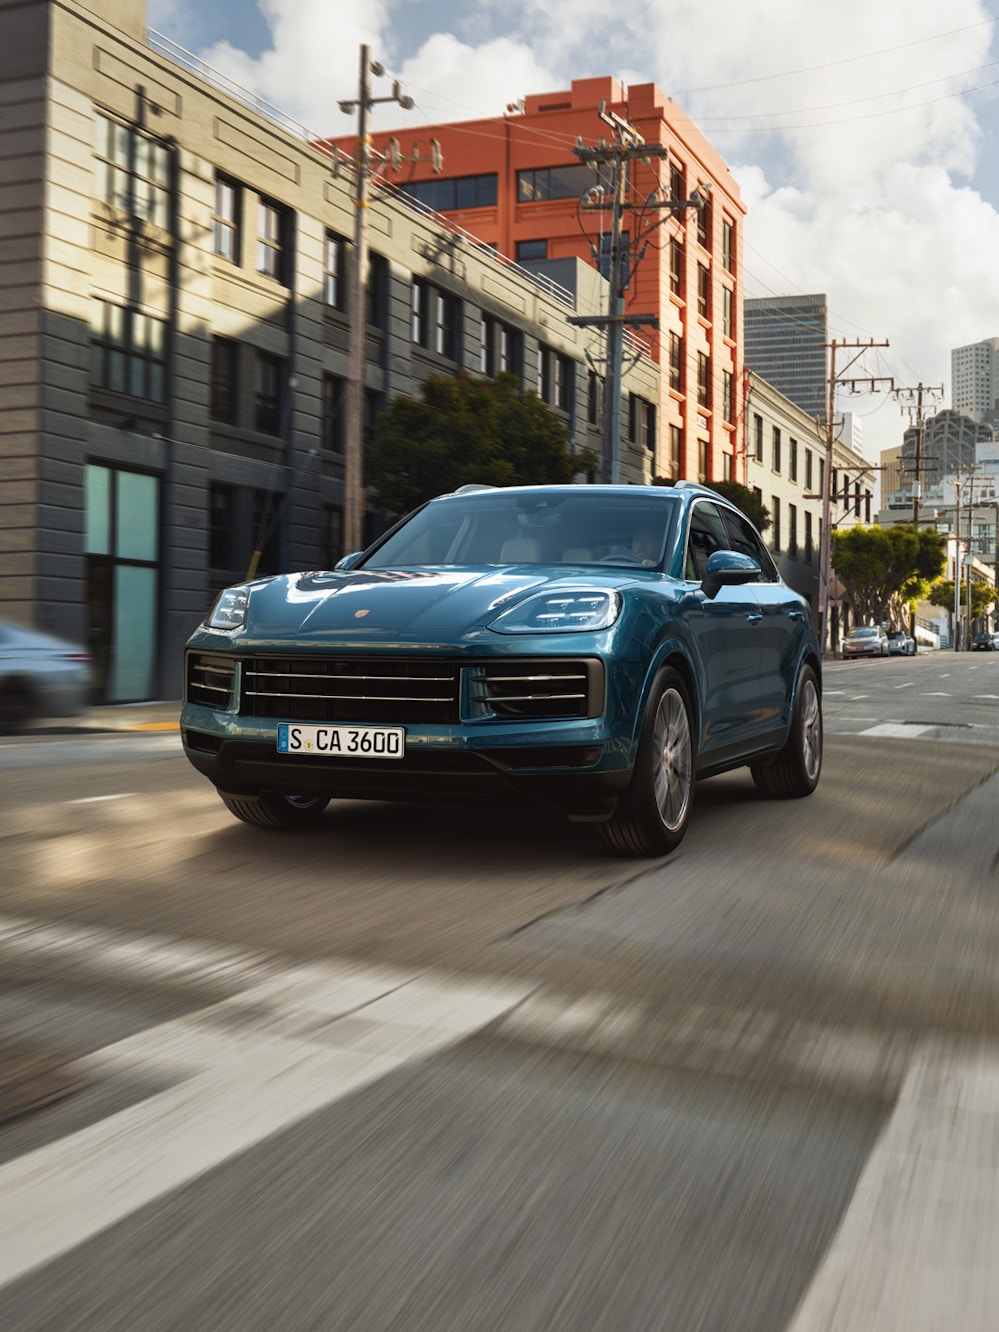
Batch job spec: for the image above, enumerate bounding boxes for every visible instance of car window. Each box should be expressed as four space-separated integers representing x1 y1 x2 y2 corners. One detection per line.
684 502 730 581
719 507 779 582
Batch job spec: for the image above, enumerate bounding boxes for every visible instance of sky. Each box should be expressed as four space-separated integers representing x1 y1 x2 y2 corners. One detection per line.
146 0 999 460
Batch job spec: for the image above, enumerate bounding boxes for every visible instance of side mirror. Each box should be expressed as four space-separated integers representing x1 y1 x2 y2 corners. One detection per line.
335 551 365 571
701 549 760 600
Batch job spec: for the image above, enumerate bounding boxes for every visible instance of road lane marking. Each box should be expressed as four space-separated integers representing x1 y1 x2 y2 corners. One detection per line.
921 692 952 697
857 723 933 739
68 794 138 804
0 915 534 1290
894 683 915 690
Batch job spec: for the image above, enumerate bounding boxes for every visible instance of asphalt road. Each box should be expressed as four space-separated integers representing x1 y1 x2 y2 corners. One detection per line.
0 652 996 1329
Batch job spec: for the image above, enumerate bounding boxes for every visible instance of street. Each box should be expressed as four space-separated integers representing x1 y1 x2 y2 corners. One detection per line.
0 652 998 1328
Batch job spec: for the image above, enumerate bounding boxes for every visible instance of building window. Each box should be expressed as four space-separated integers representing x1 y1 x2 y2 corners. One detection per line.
322 373 345 454
696 194 711 247
697 353 710 409
772 496 781 552
669 160 685 203
367 252 388 328
789 503 798 558
251 488 283 576
94 112 170 229
805 510 814 563
323 231 347 310
209 338 238 423
668 332 682 392
212 174 240 262
404 174 498 211
498 323 522 380
753 413 764 461
631 397 656 451
772 425 782 473
90 299 167 402
587 370 600 424
667 425 682 479
722 218 735 273
669 240 683 298
322 504 343 568
516 239 548 262
412 278 459 359
722 370 734 424
697 264 710 319
723 452 733 481
209 484 235 570
698 438 709 482
538 344 551 402
253 351 285 434
516 163 593 202
257 198 292 283
722 287 734 339
789 438 798 483
557 355 574 412
805 448 814 491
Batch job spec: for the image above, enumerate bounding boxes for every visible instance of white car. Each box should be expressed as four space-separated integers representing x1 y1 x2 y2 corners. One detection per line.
0 621 90 733
842 626 889 659
886 630 916 657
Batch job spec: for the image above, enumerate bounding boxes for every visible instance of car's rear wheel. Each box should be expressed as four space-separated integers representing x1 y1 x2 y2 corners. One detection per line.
751 665 822 799
219 791 329 829
601 667 694 857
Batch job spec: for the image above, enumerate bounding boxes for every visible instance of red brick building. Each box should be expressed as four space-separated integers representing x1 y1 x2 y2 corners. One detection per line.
330 76 747 484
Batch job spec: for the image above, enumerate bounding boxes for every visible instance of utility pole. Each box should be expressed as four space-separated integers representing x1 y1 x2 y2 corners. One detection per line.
568 104 710 484
338 47 417 554
893 382 942 528
817 339 892 656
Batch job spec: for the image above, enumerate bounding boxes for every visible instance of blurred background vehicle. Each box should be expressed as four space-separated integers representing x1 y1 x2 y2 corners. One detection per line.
972 632 998 651
0 621 90 734
842 626 889 659
887 630 916 656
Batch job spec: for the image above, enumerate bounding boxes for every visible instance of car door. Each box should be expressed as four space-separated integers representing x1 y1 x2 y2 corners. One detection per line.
720 505 805 738
682 499 763 757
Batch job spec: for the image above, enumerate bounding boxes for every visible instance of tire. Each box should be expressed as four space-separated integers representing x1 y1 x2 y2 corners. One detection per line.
601 667 694 857
219 791 329 829
751 665 822 799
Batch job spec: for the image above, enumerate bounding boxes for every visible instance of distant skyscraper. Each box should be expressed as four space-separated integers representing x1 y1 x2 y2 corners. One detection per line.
899 409 993 490
744 294 828 420
950 338 999 424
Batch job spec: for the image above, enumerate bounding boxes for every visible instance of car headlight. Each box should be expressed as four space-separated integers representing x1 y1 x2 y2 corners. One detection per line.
489 589 621 634
206 586 250 631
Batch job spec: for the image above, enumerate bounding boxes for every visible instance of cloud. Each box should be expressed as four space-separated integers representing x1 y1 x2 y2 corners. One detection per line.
179 0 999 450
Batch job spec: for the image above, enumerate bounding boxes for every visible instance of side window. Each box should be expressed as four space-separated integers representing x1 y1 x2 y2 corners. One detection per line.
685 501 730 581
722 508 780 582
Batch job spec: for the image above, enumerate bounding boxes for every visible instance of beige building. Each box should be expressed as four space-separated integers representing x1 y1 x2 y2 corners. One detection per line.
744 371 870 642
1 0 658 700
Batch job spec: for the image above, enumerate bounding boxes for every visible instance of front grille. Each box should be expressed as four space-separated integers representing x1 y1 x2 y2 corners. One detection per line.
186 653 235 708
241 656 461 725
472 659 601 720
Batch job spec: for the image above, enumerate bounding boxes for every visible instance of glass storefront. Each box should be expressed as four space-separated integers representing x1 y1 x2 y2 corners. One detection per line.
85 464 160 702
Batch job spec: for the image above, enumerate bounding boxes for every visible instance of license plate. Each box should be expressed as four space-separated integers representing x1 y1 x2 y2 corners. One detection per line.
276 723 405 759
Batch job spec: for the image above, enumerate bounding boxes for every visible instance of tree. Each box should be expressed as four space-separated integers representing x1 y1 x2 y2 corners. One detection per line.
703 480 771 534
927 579 996 622
831 524 946 627
366 372 599 517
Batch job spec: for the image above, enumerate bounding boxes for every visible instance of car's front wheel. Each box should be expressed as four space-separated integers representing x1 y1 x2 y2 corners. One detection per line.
219 791 330 829
751 664 822 799
601 667 694 857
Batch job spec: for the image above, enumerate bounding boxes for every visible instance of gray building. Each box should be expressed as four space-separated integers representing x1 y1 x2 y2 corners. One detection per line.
899 409 993 492
1 0 659 702
744 294 828 420
951 337 999 425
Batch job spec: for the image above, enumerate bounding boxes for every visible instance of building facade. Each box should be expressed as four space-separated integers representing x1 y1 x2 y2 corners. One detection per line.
951 337 999 426
894 409 995 498
744 371 870 645
744 294 828 421
1 0 658 701
330 77 747 488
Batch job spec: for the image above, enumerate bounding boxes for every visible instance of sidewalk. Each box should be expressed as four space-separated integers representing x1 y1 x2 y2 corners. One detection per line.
31 701 181 735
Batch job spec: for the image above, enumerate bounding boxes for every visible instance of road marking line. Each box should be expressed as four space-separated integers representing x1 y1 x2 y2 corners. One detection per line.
894 683 915 690
921 692 952 697
68 794 138 804
0 916 534 1291
857 723 933 739
789 1042 999 1330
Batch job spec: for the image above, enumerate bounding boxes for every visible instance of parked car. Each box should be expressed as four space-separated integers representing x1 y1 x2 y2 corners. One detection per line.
886 630 916 657
182 484 823 857
972 632 998 651
842 626 889 659
0 621 90 733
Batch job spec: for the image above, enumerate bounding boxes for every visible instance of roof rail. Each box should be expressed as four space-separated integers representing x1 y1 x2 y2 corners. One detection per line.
670 480 718 497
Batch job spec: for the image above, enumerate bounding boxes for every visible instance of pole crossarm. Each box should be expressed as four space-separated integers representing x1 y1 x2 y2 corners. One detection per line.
566 314 659 329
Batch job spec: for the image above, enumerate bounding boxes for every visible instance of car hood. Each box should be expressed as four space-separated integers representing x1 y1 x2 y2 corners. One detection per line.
233 566 628 645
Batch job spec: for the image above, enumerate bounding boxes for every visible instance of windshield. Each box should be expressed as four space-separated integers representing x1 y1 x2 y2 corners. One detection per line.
363 491 680 570
851 628 878 638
